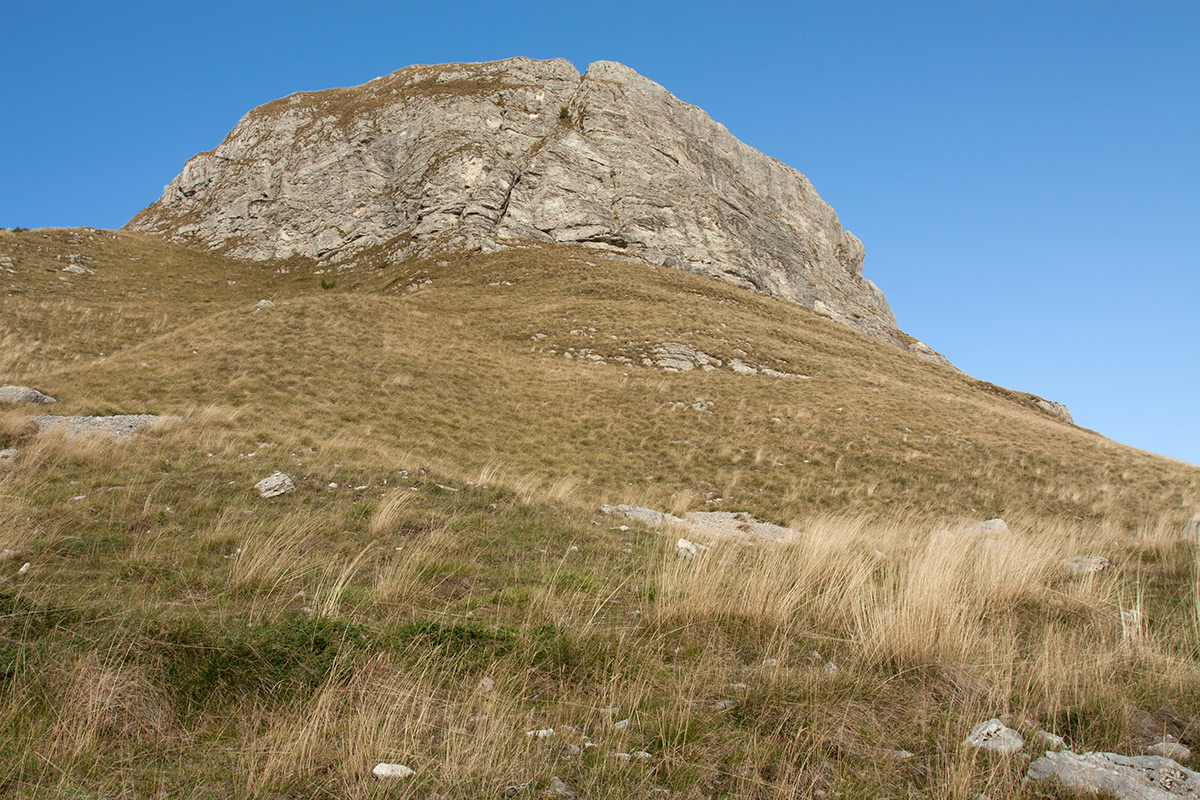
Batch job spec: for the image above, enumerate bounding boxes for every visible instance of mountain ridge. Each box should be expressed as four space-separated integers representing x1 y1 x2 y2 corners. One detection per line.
126 57 947 363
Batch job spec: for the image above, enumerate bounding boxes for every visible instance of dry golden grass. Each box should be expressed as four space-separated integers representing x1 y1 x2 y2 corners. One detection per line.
1 227 1199 796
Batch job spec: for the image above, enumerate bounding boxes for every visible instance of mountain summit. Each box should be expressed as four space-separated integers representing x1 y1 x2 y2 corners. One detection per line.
128 57 941 359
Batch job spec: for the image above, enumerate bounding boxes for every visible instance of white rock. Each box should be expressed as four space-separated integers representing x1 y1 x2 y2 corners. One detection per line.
675 538 698 559
1148 741 1192 761
963 719 1024 754
479 676 495 692
1027 751 1200 799
632 750 653 760
372 762 414 779
1182 517 1200 542
255 471 295 498
17 562 30 575
1062 555 1111 575
969 519 1011 537
822 661 840 677
729 358 757 375
1035 731 1066 750
0 448 19 461
526 728 554 739
255 298 275 308
0 385 56 405
614 718 630 729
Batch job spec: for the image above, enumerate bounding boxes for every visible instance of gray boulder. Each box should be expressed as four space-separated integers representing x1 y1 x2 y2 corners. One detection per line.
255 471 296 498
1026 751 1200 799
126 57 941 360
968 519 1011 537
0 385 56 405
1035 398 1074 424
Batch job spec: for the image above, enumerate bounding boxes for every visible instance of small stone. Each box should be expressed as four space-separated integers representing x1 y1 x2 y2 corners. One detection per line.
255 471 295 498
1035 731 1066 750
761 658 779 668
969 519 1011 537
1147 741 1192 761
526 728 554 739
822 661 840 677
0 448 17 461
0 385 56 405
712 699 736 710
549 776 576 797
1062 555 1111 575
0 548 21 562
614 718 630 729
882 749 914 761
17 562 30 575
963 719 1024 754
255 299 275 308
371 762 414 779
479 676 495 692
1182 517 1200 542
612 752 631 762
632 750 653 760
675 538 698 559
599 706 620 716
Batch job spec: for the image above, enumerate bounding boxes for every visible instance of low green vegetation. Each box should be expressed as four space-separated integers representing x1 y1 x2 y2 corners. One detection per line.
0 227 1197 797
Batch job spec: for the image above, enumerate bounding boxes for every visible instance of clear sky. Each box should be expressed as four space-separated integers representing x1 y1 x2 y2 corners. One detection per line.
3 1 1197 465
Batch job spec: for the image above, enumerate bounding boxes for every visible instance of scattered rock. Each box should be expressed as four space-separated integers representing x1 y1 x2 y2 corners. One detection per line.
526 728 554 739
675 538 698 559
549 776 576 797
822 661 840 677
963 719 1024 754
16 562 30 576
0 448 17 462
968 519 1011 537
614 718 630 730
729 358 757 375
1035 398 1074 425
371 762 414 779
1182 518 1200 542
1148 741 1193 761
1036 731 1067 750
1026 751 1200 799
1062 555 1111 575
35 414 160 438
479 676 495 692
652 342 721 372
255 471 296 498
255 298 275 309
632 750 653 760
0 385 56 405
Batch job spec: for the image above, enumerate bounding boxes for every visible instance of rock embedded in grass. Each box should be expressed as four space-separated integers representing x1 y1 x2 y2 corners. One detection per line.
963 719 1024 754
968 519 1011 537
0 385 56 404
1026 751 1200 798
371 762 414 779
1147 741 1192 761
675 538 698 559
1182 517 1200 541
35 414 161 438
255 471 296 498
1062 555 1111 575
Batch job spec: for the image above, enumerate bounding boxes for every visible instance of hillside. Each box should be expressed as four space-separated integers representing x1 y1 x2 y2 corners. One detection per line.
2 226 1200 798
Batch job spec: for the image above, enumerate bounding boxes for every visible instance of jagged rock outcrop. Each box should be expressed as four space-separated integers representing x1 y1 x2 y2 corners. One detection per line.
128 57 937 354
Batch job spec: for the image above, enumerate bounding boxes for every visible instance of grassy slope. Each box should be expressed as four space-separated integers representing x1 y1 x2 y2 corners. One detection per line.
1 227 1199 798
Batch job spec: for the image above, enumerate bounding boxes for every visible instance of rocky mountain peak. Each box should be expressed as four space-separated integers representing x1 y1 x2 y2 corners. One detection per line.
127 57 943 360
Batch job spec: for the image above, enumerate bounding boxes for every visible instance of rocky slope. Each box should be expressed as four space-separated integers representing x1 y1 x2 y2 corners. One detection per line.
127 57 941 358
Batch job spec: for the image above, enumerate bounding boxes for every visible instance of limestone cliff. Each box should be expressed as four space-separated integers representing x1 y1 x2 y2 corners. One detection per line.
128 57 940 357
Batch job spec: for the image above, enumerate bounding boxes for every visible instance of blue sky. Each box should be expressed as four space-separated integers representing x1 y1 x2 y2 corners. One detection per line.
3 1 1197 465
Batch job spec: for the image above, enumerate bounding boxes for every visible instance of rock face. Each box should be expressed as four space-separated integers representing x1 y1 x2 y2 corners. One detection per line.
128 57 929 354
